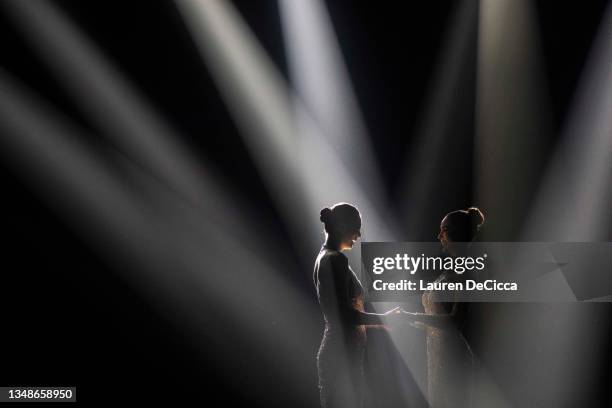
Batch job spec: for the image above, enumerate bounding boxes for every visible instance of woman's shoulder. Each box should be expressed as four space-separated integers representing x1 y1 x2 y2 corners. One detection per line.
325 248 347 260
318 248 348 269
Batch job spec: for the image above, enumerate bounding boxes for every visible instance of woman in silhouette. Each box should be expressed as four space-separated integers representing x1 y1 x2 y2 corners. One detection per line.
314 202 399 408
403 207 485 408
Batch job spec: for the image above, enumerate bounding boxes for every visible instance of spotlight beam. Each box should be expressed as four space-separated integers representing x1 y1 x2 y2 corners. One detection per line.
2 0 276 259
278 0 388 203
477 5 612 407
476 0 554 240
522 2 612 241
175 0 400 264
0 72 321 402
398 0 479 240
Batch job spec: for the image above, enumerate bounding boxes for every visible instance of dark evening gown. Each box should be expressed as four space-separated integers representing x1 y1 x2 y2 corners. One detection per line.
421 271 474 408
314 245 367 408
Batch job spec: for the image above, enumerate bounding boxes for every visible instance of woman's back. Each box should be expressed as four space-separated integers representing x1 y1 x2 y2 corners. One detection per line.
314 247 365 331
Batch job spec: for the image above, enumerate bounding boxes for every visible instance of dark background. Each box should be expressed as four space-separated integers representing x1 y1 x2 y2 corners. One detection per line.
0 0 609 406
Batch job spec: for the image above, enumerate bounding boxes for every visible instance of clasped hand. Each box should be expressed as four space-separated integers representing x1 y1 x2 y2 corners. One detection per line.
383 306 416 317
381 307 426 330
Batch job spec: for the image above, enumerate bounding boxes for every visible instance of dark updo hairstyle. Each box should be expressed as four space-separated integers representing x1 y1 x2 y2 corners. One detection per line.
444 207 485 242
320 202 361 237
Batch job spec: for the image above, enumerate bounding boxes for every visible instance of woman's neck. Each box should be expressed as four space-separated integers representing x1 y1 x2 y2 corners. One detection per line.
324 236 343 251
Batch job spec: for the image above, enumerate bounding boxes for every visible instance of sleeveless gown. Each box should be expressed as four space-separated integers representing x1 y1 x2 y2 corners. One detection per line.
421 271 474 408
314 246 366 408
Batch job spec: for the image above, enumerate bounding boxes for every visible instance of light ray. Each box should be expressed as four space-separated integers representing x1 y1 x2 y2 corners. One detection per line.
522 3 612 241
175 0 400 265
2 0 275 258
476 0 554 240
398 0 479 240
0 71 320 403
278 0 387 202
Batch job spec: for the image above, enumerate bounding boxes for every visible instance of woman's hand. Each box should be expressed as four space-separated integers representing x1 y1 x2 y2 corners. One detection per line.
409 321 427 330
401 310 427 330
373 306 402 333
401 310 420 321
383 306 402 316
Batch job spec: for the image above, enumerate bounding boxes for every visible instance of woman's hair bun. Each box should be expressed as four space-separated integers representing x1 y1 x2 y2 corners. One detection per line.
444 207 485 242
466 207 485 227
320 207 332 223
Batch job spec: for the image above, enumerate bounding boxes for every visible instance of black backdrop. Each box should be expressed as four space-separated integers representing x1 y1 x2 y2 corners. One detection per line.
0 0 610 406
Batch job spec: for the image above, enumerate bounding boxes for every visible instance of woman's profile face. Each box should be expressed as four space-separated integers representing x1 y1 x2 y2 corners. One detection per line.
438 216 450 250
341 228 361 250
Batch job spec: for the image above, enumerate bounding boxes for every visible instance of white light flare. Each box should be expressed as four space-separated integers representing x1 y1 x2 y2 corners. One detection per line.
522 3 612 242
278 0 388 203
175 0 400 261
2 0 275 257
0 72 321 403
476 0 554 240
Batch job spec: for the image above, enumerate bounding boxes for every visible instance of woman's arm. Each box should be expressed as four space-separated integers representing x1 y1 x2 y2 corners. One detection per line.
329 254 399 326
402 301 459 330
359 308 400 326
402 311 452 329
